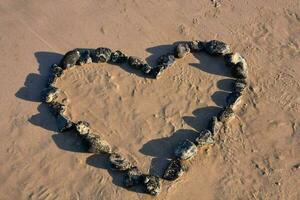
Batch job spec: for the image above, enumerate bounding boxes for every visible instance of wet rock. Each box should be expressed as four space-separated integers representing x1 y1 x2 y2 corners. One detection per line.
157 54 176 67
233 79 247 93
195 129 215 146
77 50 92 65
174 139 197 160
83 133 111 154
128 56 146 69
124 167 143 187
143 175 161 196
92 47 112 63
209 116 222 135
110 50 128 63
42 87 59 103
56 114 73 132
109 152 132 171
218 107 235 123
188 40 205 52
60 50 80 69
76 121 90 135
174 43 190 58
150 65 165 79
163 159 186 181
232 62 248 79
204 40 231 56
226 92 242 109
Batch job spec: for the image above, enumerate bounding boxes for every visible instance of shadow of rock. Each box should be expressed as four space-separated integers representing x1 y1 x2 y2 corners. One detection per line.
217 78 235 91
211 91 230 108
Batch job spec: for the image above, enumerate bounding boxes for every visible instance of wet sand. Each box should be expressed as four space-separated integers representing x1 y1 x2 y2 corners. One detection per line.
1 0 300 199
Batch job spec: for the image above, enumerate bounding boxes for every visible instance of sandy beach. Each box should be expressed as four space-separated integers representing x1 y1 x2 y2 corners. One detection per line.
1 0 300 199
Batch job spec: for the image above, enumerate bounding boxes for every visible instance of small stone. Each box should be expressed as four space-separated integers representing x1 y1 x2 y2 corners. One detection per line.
141 63 152 74
209 116 223 135
224 52 247 68
174 139 197 160
51 64 63 77
226 92 242 109
60 50 80 69
157 54 176 67
110 50 128 63
76 121 90 135
56 114 73 132
218 107 235 123
42 87 59 103
163 159 186 181
174 43 190 58
109 152 132 171
83 133 111 154
124 167 143 188
128 56 146 69
195 129 215 146
77 50 92 65
150 65 165 79
92 47 112 63
143 175 161 196
188 40 205 52
232 62 248 79
204 40 231 56
233 79 247 93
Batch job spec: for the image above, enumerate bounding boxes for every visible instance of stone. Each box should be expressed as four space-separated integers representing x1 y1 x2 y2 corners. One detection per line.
174 139 197 160
143 175 161 196
231 62 248 79
233 79 247 93
226 92 242 109
109 152 132 171
110 50 128 63
224 52 247 68
209 116 222 135
204 40 231 56
76 121 90 135
56 114 73 132
218 107 235 123
157 54 176 67
163 159 185 181
92 47 112 63
42 87 59 103
60 50 80 69
83 133 111 154
188 40 205 52
150 65 165 79
51 64 63 77
195 129 215 146
174 43 190 58
141 63 152 74
128 56 146 69
123 167 143 188
77 50 92 65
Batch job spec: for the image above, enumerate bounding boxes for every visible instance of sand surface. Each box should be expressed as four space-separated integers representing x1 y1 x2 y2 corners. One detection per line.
1 0 300 199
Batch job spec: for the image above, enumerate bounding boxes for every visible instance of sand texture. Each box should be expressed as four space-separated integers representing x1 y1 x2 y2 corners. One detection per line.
1 0 300 199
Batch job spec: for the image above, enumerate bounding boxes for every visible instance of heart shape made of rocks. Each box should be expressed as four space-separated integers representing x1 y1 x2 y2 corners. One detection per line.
43 40 248 196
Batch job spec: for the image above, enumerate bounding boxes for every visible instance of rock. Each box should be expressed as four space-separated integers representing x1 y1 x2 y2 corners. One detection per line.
218 107 235 123
92 47 112 63
163 159 186 181
204 40 231 56
110 50 128 63
141 63 152 74
56 114 73 132
188 40 205 52
233 79 247 93
42 87 59 103
174 43 190 58
143 175 161 196
60 50 80 69
109 152 132 171
76 121 90 135
174 139 197 160
77 50 92 65
195 129 215 146
157 54 176 67
231 62 248 79
128 56 146 69
123 167 143 187
83 133 111 154
209 116 222 135
150 65 165 79
224 52 247 68
226 92 242 109
51 64 63 77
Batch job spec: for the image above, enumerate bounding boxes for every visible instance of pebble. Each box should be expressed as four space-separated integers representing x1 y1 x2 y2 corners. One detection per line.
163 159 186 181
195 129 215 147
231 61 248 79
157 54 176 67
110 50 128 63
174 43 190 58
77 50 92 65
75 121 91 135
109 152 132 171
174 139 197 160
204 40 231 56
83 132 111 154
141 63 152 74
92 47 112 63
233 79 247 93
123 167 143 188
188 40 205 52
128 56 146 69
60 50 80 69
224 52 247 68
218 107 235 123
143 175 161 195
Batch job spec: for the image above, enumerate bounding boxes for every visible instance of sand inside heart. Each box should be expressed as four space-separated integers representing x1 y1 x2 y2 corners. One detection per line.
54 52 233 172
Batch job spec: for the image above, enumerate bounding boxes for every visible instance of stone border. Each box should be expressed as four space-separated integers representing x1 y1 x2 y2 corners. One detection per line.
42 40 248 195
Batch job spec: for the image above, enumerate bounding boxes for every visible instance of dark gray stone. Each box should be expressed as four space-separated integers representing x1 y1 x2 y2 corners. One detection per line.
157 54 176 67
195 129 215 146
56 114 73 132
224 52 247 68
163 159 185 181
92 47 112 63
209 116 222 135
174 139 197 160
123 167 143 188
128 56 146 69
141 64 152 74
110 50 128 63
231 62 248 79
233 79 247 93
218 107 235 123
76 121 90 135
204 40 231 56
83 133 111 154
174 43 190 58
109 152 132 171
150 65 165 79
60 50 80 69
143 175 161 196
51 64 63 77
188 40 205 52
77 50 92 65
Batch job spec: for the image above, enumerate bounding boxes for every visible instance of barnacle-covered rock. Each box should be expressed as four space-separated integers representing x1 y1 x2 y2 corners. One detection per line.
174 43 190 58
143 175 161 196
42 87 59 103
56 114 73 132
195 129 215 146
77 50 92 65
83 132 111 154
188 40 205 52
60 50 80 69
76 121 90 135
204 40 231 56
110 50 128 63
218 107 235 123
157 54 176 67
233 79 247 93
209 116 222 135
163 159 185 181
226 92 242 109
92 47 112 63
109 152 132 171
128 56 146 69
124 167 143 188
174 139 197 160
150 65 165 79
232 62 248 79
